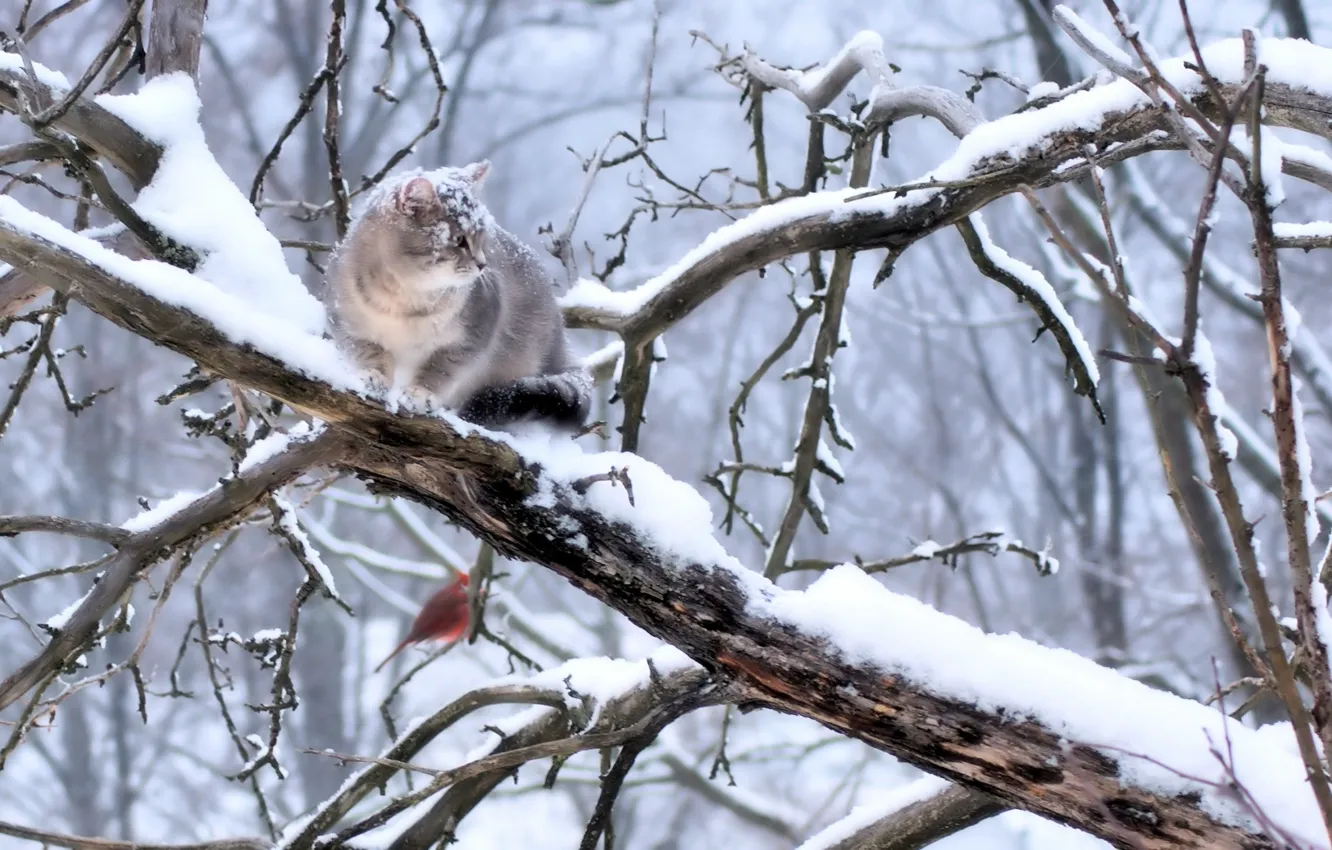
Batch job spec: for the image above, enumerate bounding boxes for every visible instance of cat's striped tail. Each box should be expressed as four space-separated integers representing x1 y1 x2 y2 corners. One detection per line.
459 369 592 433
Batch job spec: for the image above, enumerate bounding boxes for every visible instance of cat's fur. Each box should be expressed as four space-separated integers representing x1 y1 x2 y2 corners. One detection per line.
325 161 591 432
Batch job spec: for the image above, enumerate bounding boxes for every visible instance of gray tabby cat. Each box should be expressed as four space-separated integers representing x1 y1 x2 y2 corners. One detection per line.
325 161 591 433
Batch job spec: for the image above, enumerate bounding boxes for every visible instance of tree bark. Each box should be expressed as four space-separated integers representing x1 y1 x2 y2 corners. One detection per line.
146 0 209 80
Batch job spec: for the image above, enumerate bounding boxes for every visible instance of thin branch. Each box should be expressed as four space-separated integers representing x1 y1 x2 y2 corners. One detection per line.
0 427 346 713
0 820 266 850
0 515 131 546
785 530 1059 577
324 0 350 238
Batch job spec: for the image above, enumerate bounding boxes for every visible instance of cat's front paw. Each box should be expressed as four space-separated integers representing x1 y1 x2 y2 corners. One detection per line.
400 384 440 413
360 369 391 396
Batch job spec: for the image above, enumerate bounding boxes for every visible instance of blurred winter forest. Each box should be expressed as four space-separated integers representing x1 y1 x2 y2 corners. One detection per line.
0 0 1329 848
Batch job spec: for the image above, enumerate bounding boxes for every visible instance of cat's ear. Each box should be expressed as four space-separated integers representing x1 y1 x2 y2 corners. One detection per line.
395 176 441 222
461 160 490 191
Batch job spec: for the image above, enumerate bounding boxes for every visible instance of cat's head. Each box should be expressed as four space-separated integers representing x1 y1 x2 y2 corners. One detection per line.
384 161 491 285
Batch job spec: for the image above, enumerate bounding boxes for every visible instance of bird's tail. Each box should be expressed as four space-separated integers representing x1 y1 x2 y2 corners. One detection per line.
373 638 412 674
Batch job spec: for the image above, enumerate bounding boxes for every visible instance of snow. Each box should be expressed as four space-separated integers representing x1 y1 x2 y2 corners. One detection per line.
239 422 316 474
827 397 857 451
276 644 699 850
1290 377 1320 545
8 26 1331 845
797 30 887 94
41 581 97 632
95 73 327 335
1054 6 1135 70
117 424 323 537
251 628 286 642
556 188 861 321
1257 126 1287 209
1313 578 1332 687
581 339 624 374
0 51 70 90
1192 332 1238 461
272 493 342 602
911 541 942 559
490 645 699 729
1026 81 1060 102
456 389 1325 843
808 479 826 518
238 743 286 780
120 489 204 532
968 214 1099 386
1124 164 1332 499
836 33 1332 207
0 197 365 393
1282 141 1332 179
1276 221 1332 239
509 431 772 603
815 437 844 480
797 775 951 850
763 564 1327 847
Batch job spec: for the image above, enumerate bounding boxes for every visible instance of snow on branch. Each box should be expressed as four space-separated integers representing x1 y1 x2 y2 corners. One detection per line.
280 650 710 848
724 29 983 138
560 33 1332 429
797 777 1001 850
1274 221 1332 251
0 53 161 188
958 213 1100 411
94 73 327 333
0 423 344 713
559 33 1332 335
1124 164 1332 415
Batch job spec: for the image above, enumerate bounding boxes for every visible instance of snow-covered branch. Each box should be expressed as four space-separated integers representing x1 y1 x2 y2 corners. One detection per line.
0 60 162 189
560 33 1332 441
1274 221 1332 251
797 778 1001 850
0 423 344 713
282 652 712 848
727 30 983 137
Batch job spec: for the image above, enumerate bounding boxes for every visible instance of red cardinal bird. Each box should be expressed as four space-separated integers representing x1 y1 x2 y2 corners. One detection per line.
375 573 472 673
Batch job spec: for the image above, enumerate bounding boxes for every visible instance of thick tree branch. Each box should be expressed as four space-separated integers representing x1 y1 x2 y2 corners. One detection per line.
0 65 160 189
145 0 208 80
807 782 1004 850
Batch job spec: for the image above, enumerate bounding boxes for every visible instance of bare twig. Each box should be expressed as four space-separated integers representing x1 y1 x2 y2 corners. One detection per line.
0 819 266 850
324 0 350 238
785 531 1060 577
0 428 346 713
0 515 130 546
